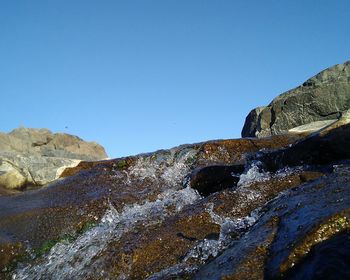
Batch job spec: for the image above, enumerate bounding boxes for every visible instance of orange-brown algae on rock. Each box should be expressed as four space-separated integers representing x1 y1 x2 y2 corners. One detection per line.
59 161 102 178
0 200 108 253
101 209 221 280
0 242 25 274
298 171 324 183
175 212 221 240
129 236 189 279
0 203 107 280
221 247 270 280
59 157 135 179
209 171 324 220
280 209 350 274
193 212 283 280
87 203 220 279
196 134 301 166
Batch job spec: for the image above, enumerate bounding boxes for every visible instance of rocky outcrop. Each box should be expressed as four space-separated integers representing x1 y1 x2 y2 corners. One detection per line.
194 167 350 280
242 61 350 137
0 127 107 190
2 62 350 280
0 134 299 278
258 110 350 171
0 125 347 280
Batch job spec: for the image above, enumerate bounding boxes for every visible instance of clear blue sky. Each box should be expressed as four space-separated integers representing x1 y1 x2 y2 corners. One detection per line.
1 1 349 158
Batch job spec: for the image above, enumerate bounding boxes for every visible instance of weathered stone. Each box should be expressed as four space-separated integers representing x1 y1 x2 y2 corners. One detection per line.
258 116 350 171
288 119 337 135
194 165 350 280
3 127 107 160
241 106 266 138
0 137 301 277
0 160 28 189
0 127 107 190
242 61 350 137
0 125 344 280
0 186 19 196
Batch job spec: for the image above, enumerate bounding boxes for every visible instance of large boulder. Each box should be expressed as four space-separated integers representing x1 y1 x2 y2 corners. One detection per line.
242 61 350 137
0 127 108 190
257 109 350 171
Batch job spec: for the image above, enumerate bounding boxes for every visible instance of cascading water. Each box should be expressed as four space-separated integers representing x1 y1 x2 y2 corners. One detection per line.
147 161 303 279
11 151 301 280
237 161 270 187
182 203 260 263
12 187 200 280
12 147 200 280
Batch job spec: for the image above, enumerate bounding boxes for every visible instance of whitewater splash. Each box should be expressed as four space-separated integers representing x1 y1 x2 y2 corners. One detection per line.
148 161 302 279
12 154 299 280
115 147 198 189
12 187 200 280
12 147 200 280
237 161 270 187
183 203 260 263
147 203 261 280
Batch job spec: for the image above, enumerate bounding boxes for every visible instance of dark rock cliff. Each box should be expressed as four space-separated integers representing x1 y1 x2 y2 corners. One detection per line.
242 61 350 137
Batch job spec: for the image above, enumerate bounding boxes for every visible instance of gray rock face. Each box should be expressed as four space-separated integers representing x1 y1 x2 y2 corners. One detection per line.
241 106 266 138
0 127 108 190
242 61 350 137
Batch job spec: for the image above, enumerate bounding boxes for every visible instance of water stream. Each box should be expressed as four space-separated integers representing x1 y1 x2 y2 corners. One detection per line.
11 155 298 280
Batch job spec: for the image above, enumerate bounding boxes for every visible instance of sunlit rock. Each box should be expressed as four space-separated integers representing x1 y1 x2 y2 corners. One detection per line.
242 61 350 138
0 127 107 191
2 62 350 280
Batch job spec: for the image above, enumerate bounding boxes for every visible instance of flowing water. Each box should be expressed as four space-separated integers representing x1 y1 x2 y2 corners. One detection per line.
11 154 299 280
12 147 201 280
12 187 200 280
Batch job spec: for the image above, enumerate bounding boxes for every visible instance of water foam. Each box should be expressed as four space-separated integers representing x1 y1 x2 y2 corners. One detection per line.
237 161 270 187
145 161 303 279
12 146 200 280
13 187 200 280
182 203 260 264
127 148 197 188
147 201 262 279
11 150 299 279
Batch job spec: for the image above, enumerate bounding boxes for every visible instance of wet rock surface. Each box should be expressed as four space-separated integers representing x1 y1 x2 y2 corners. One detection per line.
283 230 350 280
1 116 350 279
195 164 350 280
0 136 298 279
258 120 350 171
188 165 244 196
